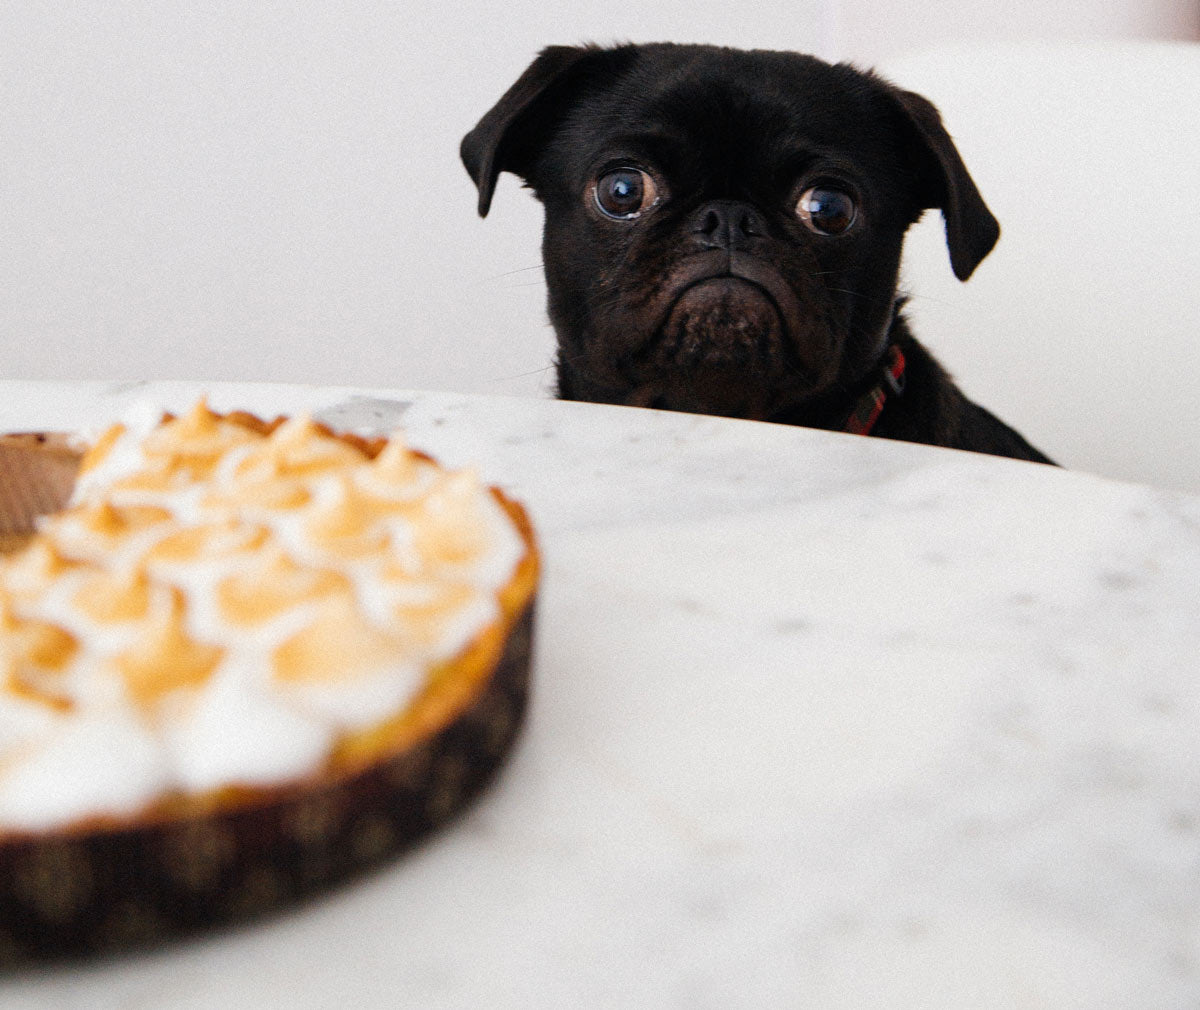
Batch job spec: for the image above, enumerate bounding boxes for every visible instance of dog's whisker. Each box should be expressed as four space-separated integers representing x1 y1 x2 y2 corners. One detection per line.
488 364 558 382
486 263 545 282
901 293 956 308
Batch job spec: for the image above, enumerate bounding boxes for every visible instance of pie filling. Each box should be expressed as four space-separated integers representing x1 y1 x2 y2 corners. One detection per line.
0 401 529 833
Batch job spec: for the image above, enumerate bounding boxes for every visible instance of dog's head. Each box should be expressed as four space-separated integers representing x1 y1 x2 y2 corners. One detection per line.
462 43 998 420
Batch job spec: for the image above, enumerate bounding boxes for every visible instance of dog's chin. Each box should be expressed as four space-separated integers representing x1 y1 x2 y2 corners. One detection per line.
628 278 806 419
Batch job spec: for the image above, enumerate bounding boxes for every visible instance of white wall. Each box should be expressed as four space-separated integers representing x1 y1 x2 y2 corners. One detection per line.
0 2 829 398
835 0 1197 66
0 2 1194 399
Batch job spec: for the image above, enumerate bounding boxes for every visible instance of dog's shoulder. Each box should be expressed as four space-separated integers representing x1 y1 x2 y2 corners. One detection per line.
874 326 1055 465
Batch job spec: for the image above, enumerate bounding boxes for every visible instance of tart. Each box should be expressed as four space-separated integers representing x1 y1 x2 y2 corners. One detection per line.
0 402 539 964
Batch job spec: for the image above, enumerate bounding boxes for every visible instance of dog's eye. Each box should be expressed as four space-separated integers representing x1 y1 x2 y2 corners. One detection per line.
593 168 658 220
796 186 857 235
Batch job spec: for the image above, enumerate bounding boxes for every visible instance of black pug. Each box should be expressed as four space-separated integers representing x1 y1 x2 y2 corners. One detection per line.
461 43 1054 463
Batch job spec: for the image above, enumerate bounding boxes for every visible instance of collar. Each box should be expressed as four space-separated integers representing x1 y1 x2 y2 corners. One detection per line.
843 344 906 436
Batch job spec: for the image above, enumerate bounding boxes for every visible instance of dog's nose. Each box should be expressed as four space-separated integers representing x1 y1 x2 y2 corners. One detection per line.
690 200 766 250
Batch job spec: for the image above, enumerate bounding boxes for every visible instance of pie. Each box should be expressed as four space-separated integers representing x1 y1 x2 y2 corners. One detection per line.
0 401 538 962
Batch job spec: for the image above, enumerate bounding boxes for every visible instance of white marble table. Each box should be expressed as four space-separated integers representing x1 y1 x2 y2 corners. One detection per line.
2 380 1199 1009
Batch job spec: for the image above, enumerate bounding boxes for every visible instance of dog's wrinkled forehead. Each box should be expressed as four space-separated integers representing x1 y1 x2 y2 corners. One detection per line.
547 48 903 195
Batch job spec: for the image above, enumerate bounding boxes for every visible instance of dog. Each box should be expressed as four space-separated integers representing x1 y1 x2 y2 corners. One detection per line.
461 43 1054 464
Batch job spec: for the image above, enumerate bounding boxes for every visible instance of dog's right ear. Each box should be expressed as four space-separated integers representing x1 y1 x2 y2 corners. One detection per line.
461 45 607 217
880 84 1000 282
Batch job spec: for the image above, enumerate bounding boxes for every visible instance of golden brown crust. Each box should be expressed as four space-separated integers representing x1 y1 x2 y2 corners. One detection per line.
0 433 83 554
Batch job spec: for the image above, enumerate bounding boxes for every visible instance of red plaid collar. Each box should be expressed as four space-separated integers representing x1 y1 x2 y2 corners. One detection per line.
843 344 906 436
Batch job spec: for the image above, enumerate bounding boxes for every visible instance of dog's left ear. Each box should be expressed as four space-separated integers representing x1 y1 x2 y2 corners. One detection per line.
883 85 1000 281
462 45 630 217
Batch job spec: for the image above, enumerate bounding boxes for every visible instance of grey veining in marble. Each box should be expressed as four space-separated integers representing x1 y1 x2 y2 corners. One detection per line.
1 380 1199 1009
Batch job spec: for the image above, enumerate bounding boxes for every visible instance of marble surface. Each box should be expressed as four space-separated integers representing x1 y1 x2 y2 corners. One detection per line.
2 379 1199 1008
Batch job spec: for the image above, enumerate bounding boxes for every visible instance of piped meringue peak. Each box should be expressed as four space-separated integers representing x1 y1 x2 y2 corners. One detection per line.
0 400 531 832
